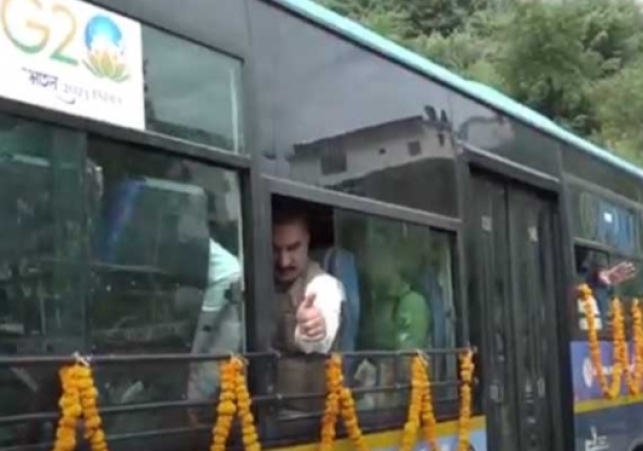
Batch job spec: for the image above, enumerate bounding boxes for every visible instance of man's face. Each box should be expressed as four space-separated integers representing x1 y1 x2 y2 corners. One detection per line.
273 219 310 284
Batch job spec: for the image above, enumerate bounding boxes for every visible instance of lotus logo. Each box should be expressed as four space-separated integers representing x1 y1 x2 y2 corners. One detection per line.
83 15 129 82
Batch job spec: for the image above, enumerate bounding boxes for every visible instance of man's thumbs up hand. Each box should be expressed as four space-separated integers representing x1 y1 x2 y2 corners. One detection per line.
296 293 316 320
296 293 326 342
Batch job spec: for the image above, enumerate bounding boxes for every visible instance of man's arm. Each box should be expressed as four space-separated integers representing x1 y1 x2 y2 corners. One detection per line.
294 275 345 354
191 239 241 353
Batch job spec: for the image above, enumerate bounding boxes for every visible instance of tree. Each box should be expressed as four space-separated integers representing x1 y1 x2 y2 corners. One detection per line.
318 0 412 42
495 2 597 134
320 0 491 38
592 60 643 165
402 0 491 37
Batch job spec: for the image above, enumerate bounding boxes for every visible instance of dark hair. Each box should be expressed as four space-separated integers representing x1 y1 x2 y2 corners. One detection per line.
272 197 309 230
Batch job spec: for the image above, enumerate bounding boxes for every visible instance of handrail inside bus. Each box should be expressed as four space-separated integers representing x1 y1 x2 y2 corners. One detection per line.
272 0 643 182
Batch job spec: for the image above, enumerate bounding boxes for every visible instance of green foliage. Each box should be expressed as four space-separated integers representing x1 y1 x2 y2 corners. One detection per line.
403 0 491 37
593 59 643 165
318 0 412 42
319 0 643 166
496 2 596 133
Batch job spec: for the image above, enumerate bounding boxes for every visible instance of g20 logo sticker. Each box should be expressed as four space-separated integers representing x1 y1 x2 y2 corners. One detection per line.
83 14 129 82
1 0 130 83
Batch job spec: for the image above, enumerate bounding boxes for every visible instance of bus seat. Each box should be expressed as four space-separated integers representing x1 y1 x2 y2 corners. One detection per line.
420 269 446 349
418 268 458 382
312 246 361 384
312 246 361 353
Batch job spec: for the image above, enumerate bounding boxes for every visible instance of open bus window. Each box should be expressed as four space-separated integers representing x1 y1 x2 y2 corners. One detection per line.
574 248 609 331
574 246 641 334
269 196 457 426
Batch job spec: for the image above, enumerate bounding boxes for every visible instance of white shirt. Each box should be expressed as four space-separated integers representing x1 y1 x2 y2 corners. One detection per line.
293 273 345 354
202 239 242 313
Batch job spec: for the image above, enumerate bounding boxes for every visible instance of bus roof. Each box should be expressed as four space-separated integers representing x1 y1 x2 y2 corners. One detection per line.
274 0 643 182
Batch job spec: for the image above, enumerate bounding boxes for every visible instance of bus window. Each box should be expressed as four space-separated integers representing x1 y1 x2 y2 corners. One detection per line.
0 117 245 446
0 116 86 446
143 26 245 153
86 137 245 435
333 211 457 411
269 197 458 428
574 246 639 332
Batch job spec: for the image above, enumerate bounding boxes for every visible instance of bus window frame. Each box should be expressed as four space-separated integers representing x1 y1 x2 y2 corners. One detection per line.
259 176 468 444
0 92 260 449
572 239 643 339
567 175 643 255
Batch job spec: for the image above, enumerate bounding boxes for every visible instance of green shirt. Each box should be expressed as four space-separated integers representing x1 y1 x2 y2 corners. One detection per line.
360 281 430 351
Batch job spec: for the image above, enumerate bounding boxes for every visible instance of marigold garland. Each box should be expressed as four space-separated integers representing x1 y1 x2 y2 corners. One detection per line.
320 355 342 451
400 357 422 451
419 358 438 451
579 284 611 397
209 356 261 451
631 299 643 395
211 358 238 451
52 356 109 451
340 386 368 451
319 354 368 451
400 355 437 451
77 365 109 451
610 298 626 398
236 360 261 451
456 349 474 451
53 366 82 451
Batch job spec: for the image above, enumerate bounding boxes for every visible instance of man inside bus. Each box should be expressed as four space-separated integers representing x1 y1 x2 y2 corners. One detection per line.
354 237 430 409
187 238 242 402
271 200 346 414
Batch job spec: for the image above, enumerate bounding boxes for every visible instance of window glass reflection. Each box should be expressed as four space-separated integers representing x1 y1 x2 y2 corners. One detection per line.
333 211 457 410
250 2 457 216
0 115 86 446
143 27 245 153
87 137 245 432
0 115 245 446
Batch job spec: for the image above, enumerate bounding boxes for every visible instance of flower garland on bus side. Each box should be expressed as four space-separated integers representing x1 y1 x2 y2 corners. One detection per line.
580 285 627 399
580 284 612 397
611 298 627 397
53 356 109 451
457 349 475 451
400 349 474 451
210 356 261 451
400 355 437 451
631 299 643 395
320 354 368 451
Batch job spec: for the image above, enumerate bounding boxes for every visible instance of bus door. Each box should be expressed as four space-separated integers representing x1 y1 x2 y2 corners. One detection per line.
472 173 558 451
